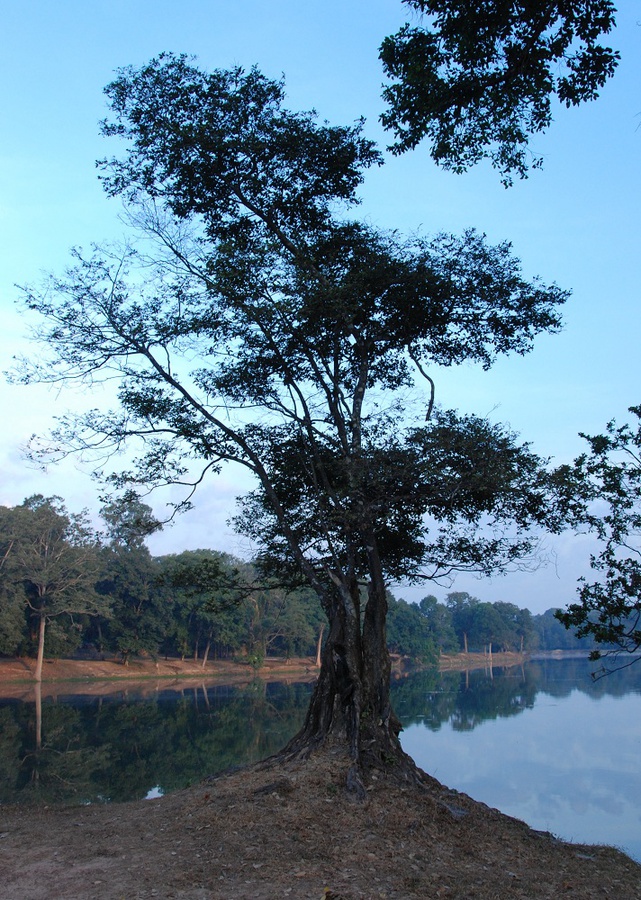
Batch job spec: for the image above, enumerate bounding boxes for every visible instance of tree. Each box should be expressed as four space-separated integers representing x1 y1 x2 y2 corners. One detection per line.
95 496 167 663
0 496 103 680
493 601 534 652
160 550 252 664
380 1 620 183
467 602 509 655
386 595 437 663
17 56 568 788
0 516 28 655
535 607 594 651
418 594 458 653
556 407 641 670
446 591 478 653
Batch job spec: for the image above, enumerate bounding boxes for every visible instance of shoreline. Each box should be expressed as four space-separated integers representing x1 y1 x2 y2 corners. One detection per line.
0 651 529 700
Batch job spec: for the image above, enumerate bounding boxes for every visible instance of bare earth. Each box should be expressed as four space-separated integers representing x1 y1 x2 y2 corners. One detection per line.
2 657 640 899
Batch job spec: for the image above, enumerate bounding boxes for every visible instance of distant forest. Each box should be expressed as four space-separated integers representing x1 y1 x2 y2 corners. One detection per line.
0 496 594 667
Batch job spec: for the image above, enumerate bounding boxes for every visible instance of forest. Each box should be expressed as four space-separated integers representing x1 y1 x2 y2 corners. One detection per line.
0 494 594 673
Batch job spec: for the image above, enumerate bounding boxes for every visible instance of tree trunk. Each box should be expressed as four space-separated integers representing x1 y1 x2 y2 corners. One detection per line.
280 547 411 794
201 639 211 669
315 623 325 668
34 613 46 683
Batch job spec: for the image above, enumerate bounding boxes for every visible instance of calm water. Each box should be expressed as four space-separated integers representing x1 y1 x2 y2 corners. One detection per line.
1 657 640 861
397 657 641 862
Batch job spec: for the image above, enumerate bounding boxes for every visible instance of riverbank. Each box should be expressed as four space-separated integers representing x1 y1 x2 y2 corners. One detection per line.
438 650 527 670
0 652 526 700
0 650 528 698
0 655 318 700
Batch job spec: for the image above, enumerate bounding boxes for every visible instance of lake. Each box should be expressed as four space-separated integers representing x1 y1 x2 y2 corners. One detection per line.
1 656 640 861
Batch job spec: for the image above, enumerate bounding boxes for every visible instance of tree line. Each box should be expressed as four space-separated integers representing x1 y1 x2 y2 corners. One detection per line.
0 494 595 678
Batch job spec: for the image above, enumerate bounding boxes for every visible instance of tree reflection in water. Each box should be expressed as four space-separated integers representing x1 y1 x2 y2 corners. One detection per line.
2 657 640 806
0 680 313 805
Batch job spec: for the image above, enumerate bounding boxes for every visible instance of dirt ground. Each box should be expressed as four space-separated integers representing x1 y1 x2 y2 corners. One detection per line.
0 655 321 700
3 654 640 899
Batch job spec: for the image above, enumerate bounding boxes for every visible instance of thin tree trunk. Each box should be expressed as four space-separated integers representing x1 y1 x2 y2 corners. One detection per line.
201 639 211 669
315 623 325 668
34 613 46 683
34 681 42 752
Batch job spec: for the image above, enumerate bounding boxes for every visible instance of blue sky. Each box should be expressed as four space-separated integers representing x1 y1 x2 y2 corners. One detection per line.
1 1 640 614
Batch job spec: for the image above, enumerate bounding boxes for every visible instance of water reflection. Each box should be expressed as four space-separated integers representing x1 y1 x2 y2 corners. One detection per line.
393 656 641 733
0 680 312 806
397 657 641 862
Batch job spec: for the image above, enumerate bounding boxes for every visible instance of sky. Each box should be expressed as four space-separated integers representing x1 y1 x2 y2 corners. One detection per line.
1 1 640 615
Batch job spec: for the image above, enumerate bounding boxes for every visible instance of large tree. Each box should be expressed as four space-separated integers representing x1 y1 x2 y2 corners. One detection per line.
380 1 620 183
17 56 568 788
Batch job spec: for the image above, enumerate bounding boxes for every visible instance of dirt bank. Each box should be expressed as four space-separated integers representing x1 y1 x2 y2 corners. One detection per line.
0 651 526 700
0 655 319 700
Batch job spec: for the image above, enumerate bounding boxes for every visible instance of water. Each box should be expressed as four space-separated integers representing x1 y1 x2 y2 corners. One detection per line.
0 680 313 805
396 657 641 862
1 657 640 861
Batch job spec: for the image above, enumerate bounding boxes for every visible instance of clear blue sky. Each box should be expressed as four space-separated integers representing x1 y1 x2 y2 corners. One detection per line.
1 1 640 614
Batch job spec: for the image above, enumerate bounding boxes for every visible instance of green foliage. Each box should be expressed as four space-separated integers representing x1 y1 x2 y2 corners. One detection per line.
0 580 27 656
386 596 437 662
493 602 535 652
158 550 251 660
381 0 619 183
418 595 458 652
556 407 641 665
100 492 163 549
537 608 596 652
0 497 104 667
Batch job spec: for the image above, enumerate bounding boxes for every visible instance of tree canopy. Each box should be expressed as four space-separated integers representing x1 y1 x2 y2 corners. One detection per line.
380 1 620 183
